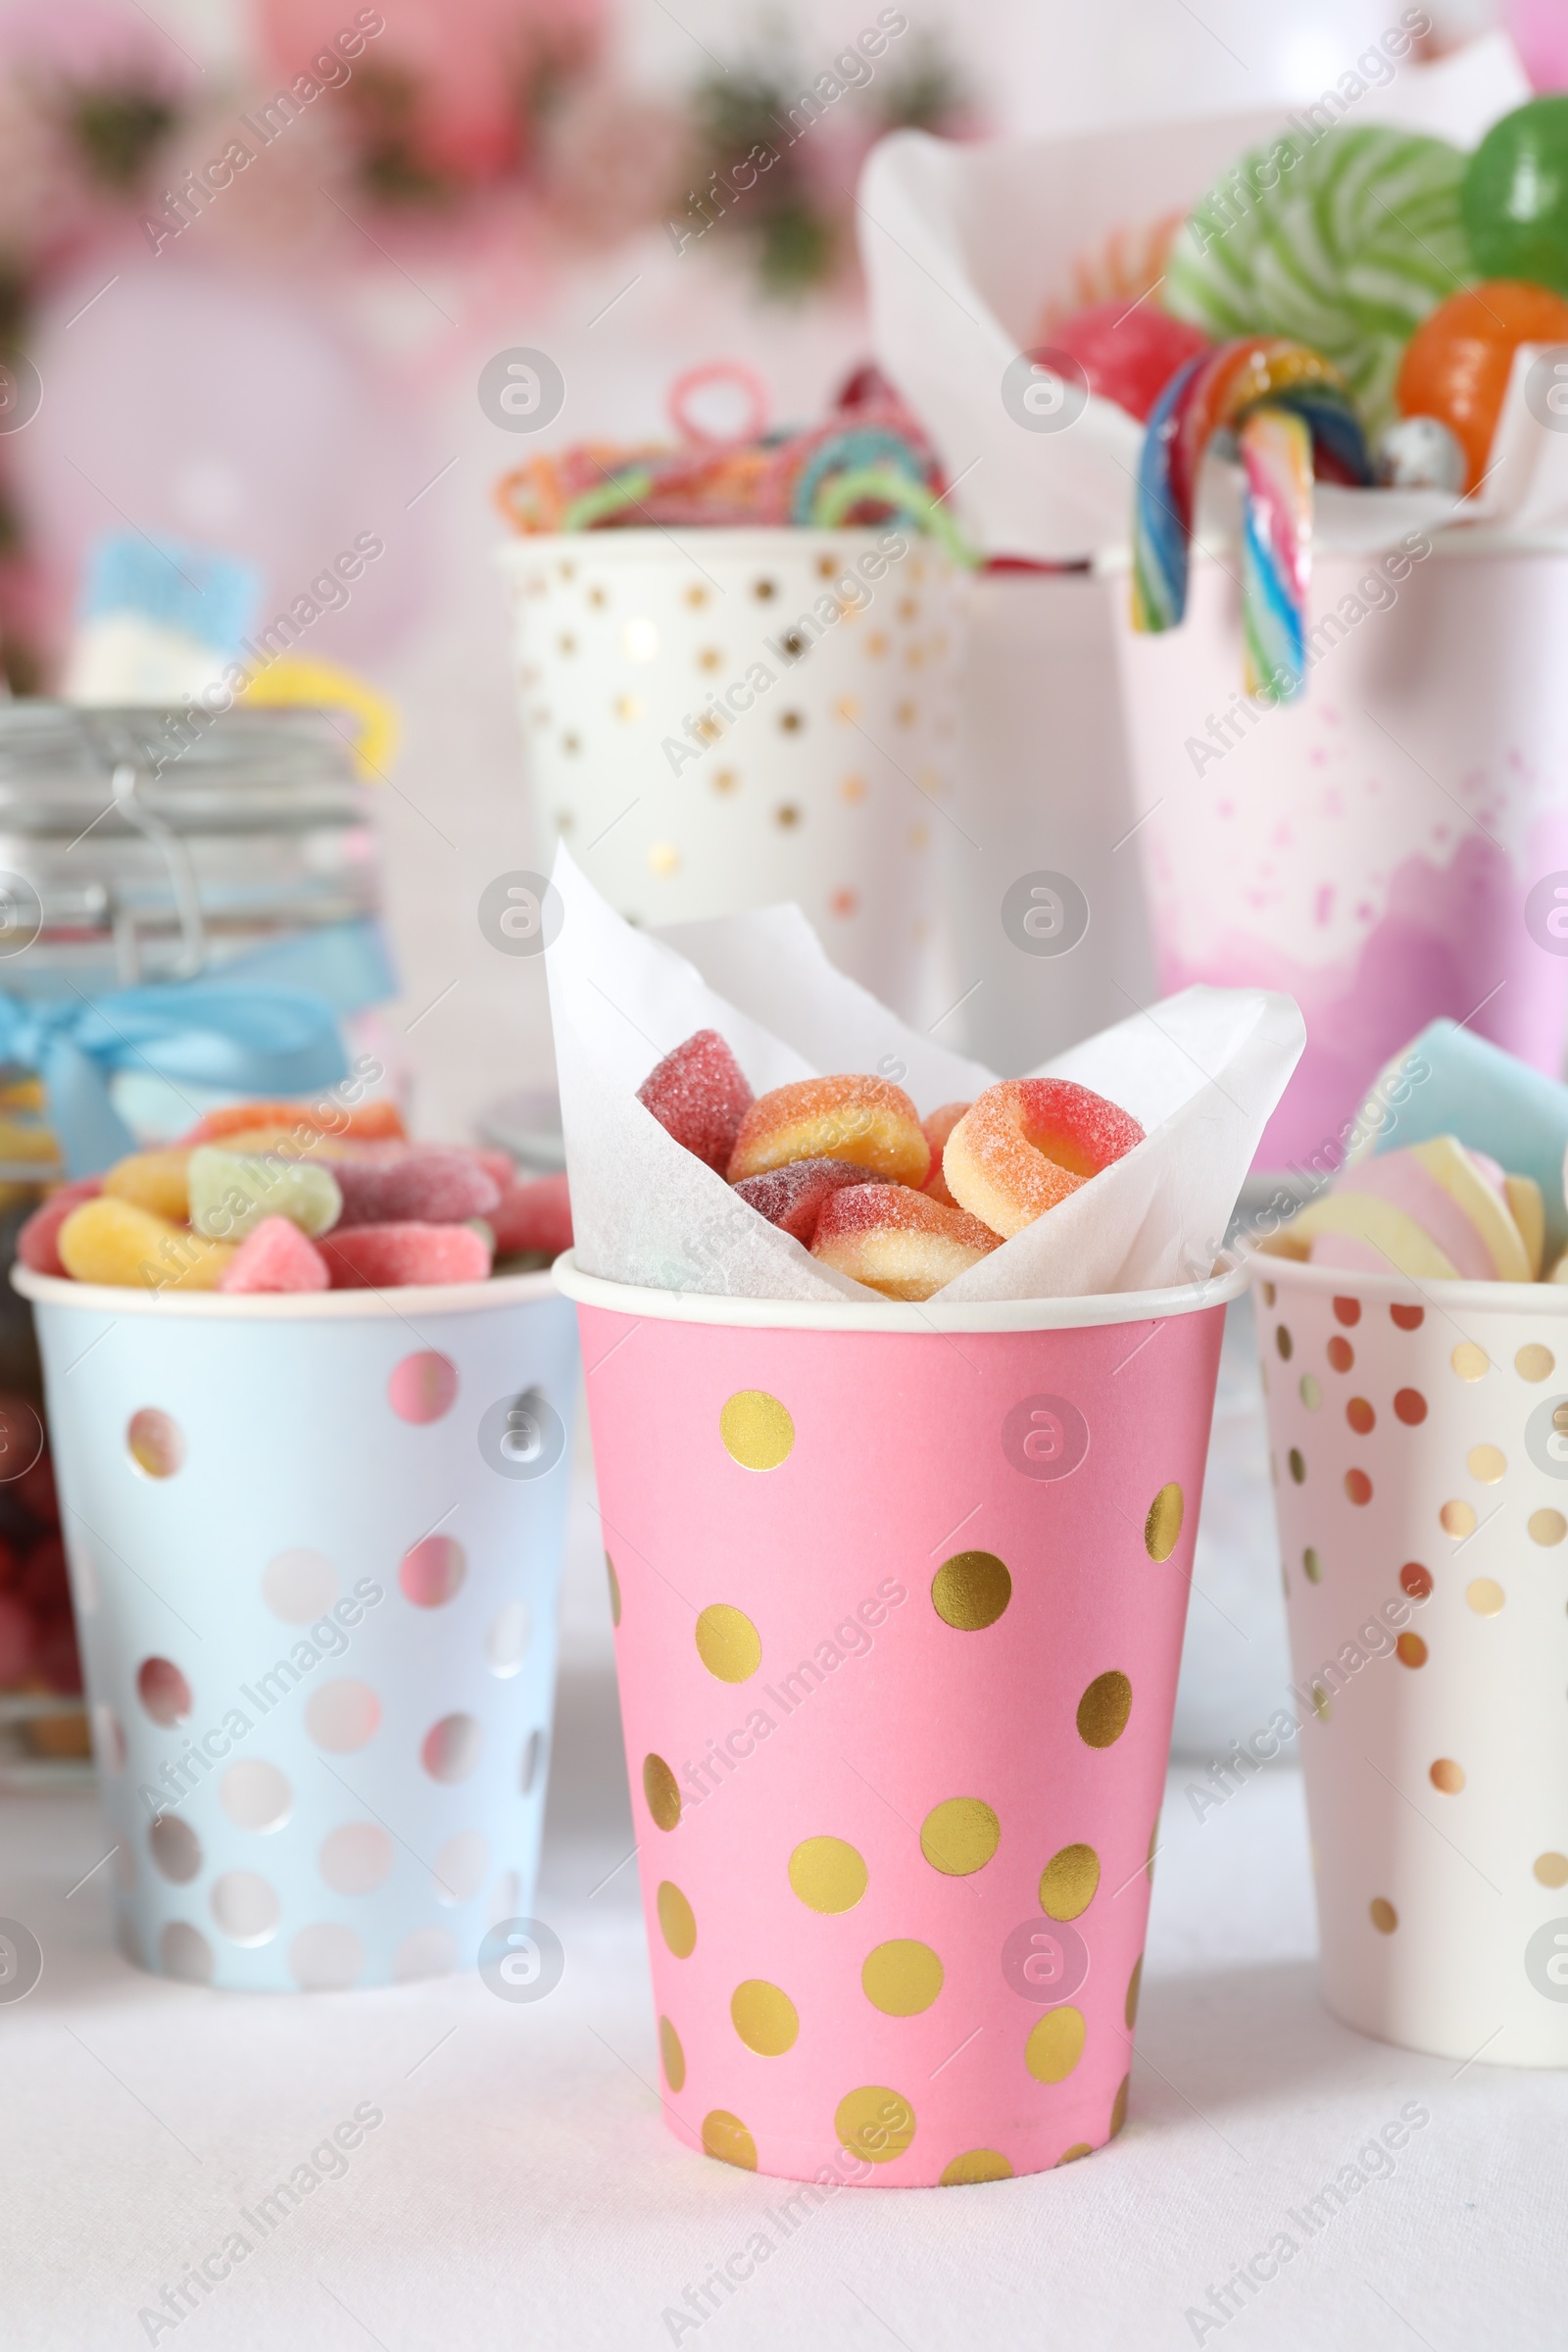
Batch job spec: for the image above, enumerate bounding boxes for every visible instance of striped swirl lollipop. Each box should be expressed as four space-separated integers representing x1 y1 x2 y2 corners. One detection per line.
1162 124 1469 432
1131 336 1373 703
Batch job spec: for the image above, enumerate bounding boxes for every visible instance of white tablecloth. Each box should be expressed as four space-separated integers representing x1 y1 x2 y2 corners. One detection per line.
2 1650 1555 2351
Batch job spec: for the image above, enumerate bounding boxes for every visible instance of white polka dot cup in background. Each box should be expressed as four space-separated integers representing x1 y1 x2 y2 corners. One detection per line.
495 531 963 1020
558 1253 1244 2186
1252 1253 1568 2067
13 1264 577 1993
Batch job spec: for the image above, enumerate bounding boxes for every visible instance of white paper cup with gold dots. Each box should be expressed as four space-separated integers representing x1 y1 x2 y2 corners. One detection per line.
495 529 963 1018
1251 1252 1568 2067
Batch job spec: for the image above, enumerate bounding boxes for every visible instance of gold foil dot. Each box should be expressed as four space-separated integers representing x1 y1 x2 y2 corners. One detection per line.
1333 1296 1361 1326
1392 1303 1424 1330
1345 1469 1372 1506
861 1939 944 2016
1109 2075 1130 2137
719 1391 795 1471
561 734 580 755
702 2110 757 2169
613 693 643 719
1534 1852 1568 1887
1147 1816 1159 1881
1401 1562 1433 1599
557 633 576 655
1516 1344 1555 1382
1348 1396 1375 1435
931 1551 1011 1631
835 694 860 720
1451 1343 1489 1381
606 1553 621 1629
1303 1547 1322 1584
1430 1758 1465 1793
1299 1374 1321 1409
866 630 888 656
684 584 709 608
643 1754 681 1832
1275 1325 1294 1360
730 1979 799 2056
1370 1897 1397 1934
587 586 606 608
1077 1671 1132 1749
1530 1509 1567 1546
660 2016 685 2090
713 768 738 793
1327 1336 1353 1373
1396 1633 1427 1669
920 1798 1000 1876
839 773 868 804
1311 1682 1333 1720
695 1604 761 1683
657 1882 696 1957
779 711 803 735
1056 2142 1093 2166
1261 1280 1277 1306
1145 1483 1184 1561
1440 1500 1477 1538
789 1836 866 1913
753 578 776 601
940 2149 1011 2185
1025 2006 1086 2084
1466 1577 1504 1615
647 842 680 876
775 803 802 828
1125 1955 1143 2029
1467 1445 1506 1484
1039 1842 1100 1922
835 2085 916 2166
696 647 722 671
1289 1449 1306 1484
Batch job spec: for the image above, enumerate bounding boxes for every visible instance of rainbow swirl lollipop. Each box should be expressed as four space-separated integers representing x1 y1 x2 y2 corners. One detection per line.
1132 336 1373 703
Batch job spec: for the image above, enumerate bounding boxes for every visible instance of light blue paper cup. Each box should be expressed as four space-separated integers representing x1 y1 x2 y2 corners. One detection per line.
14 1265 577 1992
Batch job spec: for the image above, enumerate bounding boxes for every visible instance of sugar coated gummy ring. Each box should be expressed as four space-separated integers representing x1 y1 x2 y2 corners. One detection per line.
943 1079 1145 1241
728 1076 929 1188
810 1185 1001 1301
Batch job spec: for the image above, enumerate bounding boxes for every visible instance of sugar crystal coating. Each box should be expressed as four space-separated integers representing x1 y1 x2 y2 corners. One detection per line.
17 1180 101 1276
318 1221 492 1289
811 1183 1002 1300
489 1172 573 1257
945 1079 1145 1240
729 1074 929 1187
921 1102 970 1208
220 1216 330 1293
637 1030 755 1174
332 1148 501 1228
733 1157 876 1245
187 1146 343 1241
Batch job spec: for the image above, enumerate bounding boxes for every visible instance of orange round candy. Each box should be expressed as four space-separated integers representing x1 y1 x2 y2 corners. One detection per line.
1396 280 1568 492
943 1078 1145 1241
727 1075 929 1187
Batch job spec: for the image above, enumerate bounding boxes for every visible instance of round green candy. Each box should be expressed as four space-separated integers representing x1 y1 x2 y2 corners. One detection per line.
1462 97 1568 296
187 1145 342 1241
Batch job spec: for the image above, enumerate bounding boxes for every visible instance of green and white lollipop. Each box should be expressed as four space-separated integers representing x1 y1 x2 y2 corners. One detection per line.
1163 123 1471 431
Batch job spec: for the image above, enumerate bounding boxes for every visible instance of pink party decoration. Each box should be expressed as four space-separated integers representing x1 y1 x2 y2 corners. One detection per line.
1506 0 1568 90
257 0 606 182
573 1283 1229 2185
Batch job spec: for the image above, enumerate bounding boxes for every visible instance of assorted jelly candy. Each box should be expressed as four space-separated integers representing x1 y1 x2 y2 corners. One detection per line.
732 1156 876 1245
809 1184 1001 1299
17 1179 101 1276
186 1145 343 1242
488 1171 573 1259
1374 412 1467 491
220 1215 330 1293
1163 124 1469 429
944 1079 1146 1240
728 1074 930 1187
56 1196 235 1291
637 1029 754 1175
920 1102 970 1208
183 1097 406 1146
330 1147 498 1228
1396 280 1568 491
1461 97 1568 295
102 1149 192 1223
318 1221 493 1290
1278 1137 1539 1280
1047 299 1210 420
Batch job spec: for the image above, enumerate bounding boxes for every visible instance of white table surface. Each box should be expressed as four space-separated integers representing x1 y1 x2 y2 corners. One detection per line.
3 1634 1560 2352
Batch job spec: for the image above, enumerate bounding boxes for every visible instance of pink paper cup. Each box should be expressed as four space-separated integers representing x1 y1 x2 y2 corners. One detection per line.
556 1253 1244 2185
1251 1252 1568 2068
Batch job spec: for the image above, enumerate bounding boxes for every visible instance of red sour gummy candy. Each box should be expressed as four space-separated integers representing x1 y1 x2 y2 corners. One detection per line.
1048 300 1211 422
17 1179 102 1277
220 1215 330 1293
333 1148 501 1228
319 1222 492 1289
733 1156 876 1245
637 1029 754 1174
489 1172 572 1256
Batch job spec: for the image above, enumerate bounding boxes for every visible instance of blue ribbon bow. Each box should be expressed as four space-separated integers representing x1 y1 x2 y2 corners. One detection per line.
0 983 351 1176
